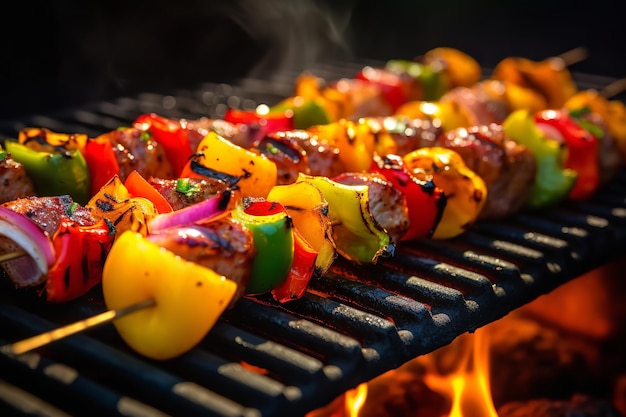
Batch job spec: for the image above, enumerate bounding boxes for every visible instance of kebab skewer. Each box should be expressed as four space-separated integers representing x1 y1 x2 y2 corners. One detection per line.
2 47 620 360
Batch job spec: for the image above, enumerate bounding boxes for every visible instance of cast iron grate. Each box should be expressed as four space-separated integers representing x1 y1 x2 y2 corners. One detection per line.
0 66 625 417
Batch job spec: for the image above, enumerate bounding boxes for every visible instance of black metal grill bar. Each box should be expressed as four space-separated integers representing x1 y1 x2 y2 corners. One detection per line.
0 69 625 416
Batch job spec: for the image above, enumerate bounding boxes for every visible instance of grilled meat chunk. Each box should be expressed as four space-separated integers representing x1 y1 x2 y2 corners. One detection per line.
95 127 174 182
148 177 232 211
442 124 536 219
181 117 251 150
374 116 444 156
254 131 311 185
440 83 509 126
289 129 346 178
146 217 256 306
333 171 410 243
578 111 621 185
0 154 36 204
3 195 98 236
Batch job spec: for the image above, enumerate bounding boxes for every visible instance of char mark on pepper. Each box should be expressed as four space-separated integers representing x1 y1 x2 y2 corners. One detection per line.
189 160 241 188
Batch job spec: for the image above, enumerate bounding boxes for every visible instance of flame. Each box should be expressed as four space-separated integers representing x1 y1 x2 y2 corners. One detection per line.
344 383 368 417
422 327 498 417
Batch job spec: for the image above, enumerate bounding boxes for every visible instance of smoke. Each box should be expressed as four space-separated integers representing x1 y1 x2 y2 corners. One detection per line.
223 0 356 79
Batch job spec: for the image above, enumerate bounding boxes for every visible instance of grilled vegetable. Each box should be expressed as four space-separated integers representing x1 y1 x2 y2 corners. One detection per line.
124 170 173 214
231 197 295 295
83 136 120 197
223 107 295 145
564 89 626 164
133 113 194 177
0 145 37 204
307 118 393 173
270 227 318 303
395 100 472 132
0 205 56 289
102 231 237 360
422 47 482 89
402 147 487 239
491 54 579 109
371 153 446 241
46 217 114 302
267 181 336 277
181 131 278 199
4 137 90 205
296 173 394 264
270 96 332 129
385 59 448 101
1 196 114 302
534 109 600 200
86 176 159 238
503 109 577 209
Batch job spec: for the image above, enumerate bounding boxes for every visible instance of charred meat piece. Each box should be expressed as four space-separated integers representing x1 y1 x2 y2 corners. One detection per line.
254 130 311 185
333 171 410 244
181 117 252 150
440 83 509 126
3 195 98 236
329 78 394 120
373 116 444 156
146 217 256 307
95 127 174 182
0 154 36 204
289 129 346 178
148 177 233 211
577 111 621 185
442 124 536 219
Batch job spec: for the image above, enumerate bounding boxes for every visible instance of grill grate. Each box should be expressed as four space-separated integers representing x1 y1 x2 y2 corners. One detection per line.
0 66 625 416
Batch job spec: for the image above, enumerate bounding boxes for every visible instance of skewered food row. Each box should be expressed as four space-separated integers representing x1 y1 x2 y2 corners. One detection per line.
1 47 625 361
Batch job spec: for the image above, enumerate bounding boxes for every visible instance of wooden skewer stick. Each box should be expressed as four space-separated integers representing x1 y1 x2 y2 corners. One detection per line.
600 77 626 99
0 250 27 263
555 46 588 67
0 298 156 356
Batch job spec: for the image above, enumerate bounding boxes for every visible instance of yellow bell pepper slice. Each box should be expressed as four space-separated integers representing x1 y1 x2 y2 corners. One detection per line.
267 181 337 276
403 147 487 239
189 131 278 199
423 47 482 88
86 175 158 238
308 118 382 173
102 231 237 360
296 173 393 264
395 100 472 132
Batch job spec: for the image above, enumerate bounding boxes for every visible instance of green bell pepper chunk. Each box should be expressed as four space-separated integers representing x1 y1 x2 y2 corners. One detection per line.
386 60 449 101
232 197 295 295
270 97 332 129
4 140 91 205
502 110 577 209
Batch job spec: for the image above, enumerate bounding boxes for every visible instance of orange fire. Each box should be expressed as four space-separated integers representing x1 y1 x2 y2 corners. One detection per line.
344 383 368 417
421 327 498 417
306 382 368 417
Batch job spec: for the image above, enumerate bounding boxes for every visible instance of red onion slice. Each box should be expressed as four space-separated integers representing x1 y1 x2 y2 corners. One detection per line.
0 206 56 287
147 190 233 233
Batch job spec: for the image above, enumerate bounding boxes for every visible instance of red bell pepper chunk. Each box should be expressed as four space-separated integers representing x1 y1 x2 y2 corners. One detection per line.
223 108 294 145
45 218 115 303
124 170 174 214
74 137 119 198
534 109 600 200
355 67 411 112
371 154 447 241
271 228 318 303
133 113 193 177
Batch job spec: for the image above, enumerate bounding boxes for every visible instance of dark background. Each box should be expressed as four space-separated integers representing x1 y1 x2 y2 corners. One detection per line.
1 0 625 119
